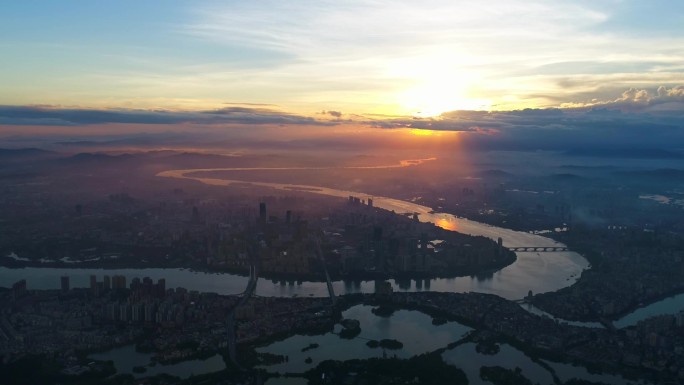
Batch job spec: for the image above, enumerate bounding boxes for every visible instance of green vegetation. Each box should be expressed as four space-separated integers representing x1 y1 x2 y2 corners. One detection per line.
301 343 320 352
371 305 395 317
254 352 287 366
339 318 361 339
176 340 200 350
480 366 533 385
476 340 501 355
338 327 361 339
304 353 467 385
366 339 404 350
0 354 115 385
564 380 611 385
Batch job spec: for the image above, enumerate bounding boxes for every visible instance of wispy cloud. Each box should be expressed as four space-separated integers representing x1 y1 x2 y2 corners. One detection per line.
180 1 684 112
2 1 684 115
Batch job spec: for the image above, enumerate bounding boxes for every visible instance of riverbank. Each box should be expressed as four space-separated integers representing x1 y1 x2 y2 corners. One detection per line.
250 292 658 384
531 228 684 325
0 250 517 291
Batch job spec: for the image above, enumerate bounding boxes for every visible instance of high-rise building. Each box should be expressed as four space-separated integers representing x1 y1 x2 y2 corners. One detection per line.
12 280 27 299
132 303 144 322
131 277 141 290
192 206 199 222
157 279 166 297
119 304 131 322
144 302 157 323
259 202 267 222
112 275 127 289
60 276 70 292
103 275 111 290
89 275 97 292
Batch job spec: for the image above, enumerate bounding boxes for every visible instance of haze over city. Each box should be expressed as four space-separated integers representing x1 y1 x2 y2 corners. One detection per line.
1 2 684 385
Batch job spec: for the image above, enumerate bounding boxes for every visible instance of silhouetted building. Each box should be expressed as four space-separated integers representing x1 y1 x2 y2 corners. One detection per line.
12 280 27 299
259 202 267 223
90 275 97 293
375 280 393 300
373 226 383 242
103 275 111 290
157 278 166 297
60 276 70 292
131 277 141 290
112 275 126 289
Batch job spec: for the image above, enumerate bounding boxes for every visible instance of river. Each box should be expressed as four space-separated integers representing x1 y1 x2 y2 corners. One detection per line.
4 166 681 326
0 166 672 383
155 167 590 300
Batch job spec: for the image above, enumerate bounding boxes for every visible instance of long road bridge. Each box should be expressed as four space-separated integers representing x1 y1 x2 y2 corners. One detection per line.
508 246 568 252
238 264 258 302
316 239 336 306
227 257 259 369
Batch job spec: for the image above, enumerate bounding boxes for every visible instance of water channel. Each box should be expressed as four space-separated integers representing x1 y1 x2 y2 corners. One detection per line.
88 344 225 379
156 167 591 300
3 168 682 325
255 304 650 384
1 167 680 382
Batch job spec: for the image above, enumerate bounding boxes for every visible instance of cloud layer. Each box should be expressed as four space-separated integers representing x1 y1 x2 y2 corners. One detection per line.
363 86 684 150
0 105 332 127
2 86 683 152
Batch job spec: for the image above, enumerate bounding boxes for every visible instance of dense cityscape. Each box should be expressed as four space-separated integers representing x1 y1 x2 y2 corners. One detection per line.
1 147 684 385
3 1 684 384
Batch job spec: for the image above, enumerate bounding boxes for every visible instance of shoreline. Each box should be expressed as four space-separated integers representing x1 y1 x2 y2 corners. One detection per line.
0 252 517 287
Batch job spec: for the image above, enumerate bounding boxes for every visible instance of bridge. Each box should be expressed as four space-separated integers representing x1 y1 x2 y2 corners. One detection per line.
238 264 258 302
508 246 568 252
316 239 336 306
227 251 259 369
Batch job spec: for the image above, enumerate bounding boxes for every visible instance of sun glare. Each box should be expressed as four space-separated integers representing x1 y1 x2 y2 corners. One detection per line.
390 56 491 117
409 129 435 136
436 217 458 231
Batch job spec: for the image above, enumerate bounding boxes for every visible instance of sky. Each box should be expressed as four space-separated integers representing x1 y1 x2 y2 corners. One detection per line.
1 1 683 151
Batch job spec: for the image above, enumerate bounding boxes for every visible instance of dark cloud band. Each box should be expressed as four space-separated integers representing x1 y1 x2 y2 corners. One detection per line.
0 105 334 127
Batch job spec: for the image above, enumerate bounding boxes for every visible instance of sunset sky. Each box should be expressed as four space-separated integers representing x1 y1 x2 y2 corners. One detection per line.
1 1 683 150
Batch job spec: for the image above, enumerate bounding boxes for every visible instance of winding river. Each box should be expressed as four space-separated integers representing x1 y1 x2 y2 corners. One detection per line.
1 163 590 301
8 162 681 326
154 165 590 300
0 162 668 383
4 163 681 326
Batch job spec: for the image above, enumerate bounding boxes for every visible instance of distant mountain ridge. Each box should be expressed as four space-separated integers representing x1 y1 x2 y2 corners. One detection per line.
565 148 684 159
615 168 684 178
0 148 60 164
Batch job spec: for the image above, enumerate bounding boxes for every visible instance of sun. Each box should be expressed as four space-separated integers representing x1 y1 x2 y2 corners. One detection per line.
409 129 435 136
388 55 491 117
398 78 492 117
